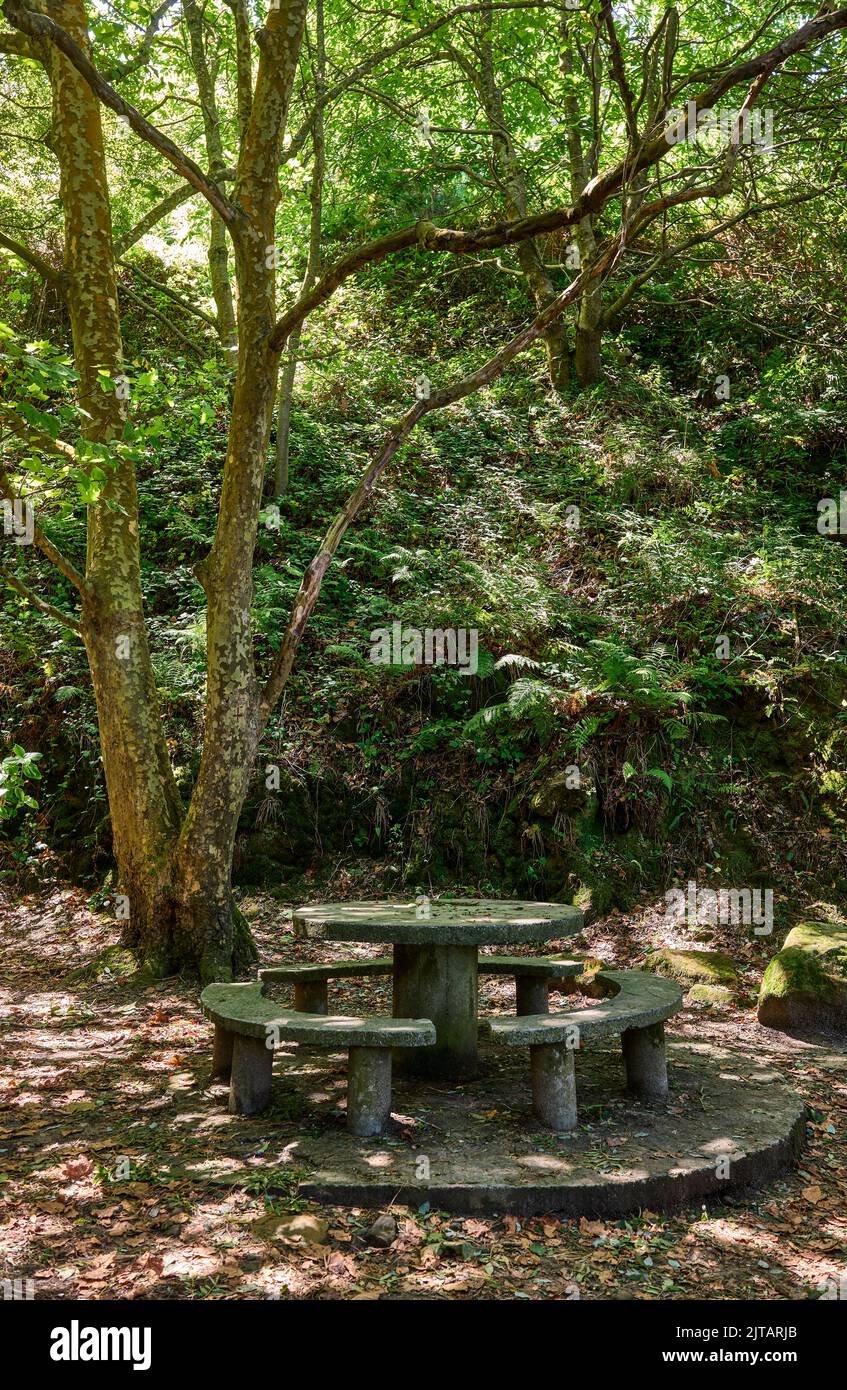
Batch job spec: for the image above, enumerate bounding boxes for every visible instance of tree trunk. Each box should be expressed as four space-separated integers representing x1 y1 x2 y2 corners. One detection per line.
208 212 238 351
475 11 573 393
274 0 325 496
274 324 300 496
575 284 603 387
562 10 604 390
49 0 186 968
44 0 308 981
543 322 572 392
184 0 238 350
168 0 309 979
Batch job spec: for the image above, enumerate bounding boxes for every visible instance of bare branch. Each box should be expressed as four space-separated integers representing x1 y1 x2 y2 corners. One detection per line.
283 0 556 164
114 184 196 258
118 259 219 329
106 0 179 81
602 180 841 328
0 404 77 464
260 231 629 722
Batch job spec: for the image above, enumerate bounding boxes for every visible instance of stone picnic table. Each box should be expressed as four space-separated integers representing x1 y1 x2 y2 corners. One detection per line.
292 898 583 1080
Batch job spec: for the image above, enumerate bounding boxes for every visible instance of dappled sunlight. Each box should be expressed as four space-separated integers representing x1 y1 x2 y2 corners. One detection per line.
2 887 845 1300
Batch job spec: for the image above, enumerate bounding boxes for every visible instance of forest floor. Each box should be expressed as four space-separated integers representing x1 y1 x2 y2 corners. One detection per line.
1 885 846 1302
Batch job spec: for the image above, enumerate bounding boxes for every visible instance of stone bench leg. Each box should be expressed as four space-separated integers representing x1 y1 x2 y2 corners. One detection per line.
530 1043 577 1131
211 1023 234 1081
229 1035 273 1115
622 1022 668 1100
294 980 329 1014
516 975 549 1016
346 1047 391 1137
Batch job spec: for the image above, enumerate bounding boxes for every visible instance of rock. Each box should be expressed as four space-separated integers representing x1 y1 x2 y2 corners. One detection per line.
644 948 738 988
364 1214 397 1248
758 921 847 1035
553 956 608 996
253 1211 329 1245
530 770 591 817
687 983 735 1009
577 957 612 998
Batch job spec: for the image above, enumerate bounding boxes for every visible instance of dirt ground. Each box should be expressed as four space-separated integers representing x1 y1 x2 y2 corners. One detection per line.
1 885 845 1301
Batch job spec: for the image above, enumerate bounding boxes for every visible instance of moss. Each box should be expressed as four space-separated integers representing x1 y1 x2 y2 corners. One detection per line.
65 943 157 987
645 948 738 986
758 923 847 1033
759 947 837 1004
687 983 735 1008
781 921 847 975
550 955 610 997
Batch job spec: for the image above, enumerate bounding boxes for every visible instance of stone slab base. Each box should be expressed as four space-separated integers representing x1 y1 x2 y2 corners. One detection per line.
282 1040 805 1217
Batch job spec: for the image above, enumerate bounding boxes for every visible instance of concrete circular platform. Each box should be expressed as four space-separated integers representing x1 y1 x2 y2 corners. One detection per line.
276 1039 805 1217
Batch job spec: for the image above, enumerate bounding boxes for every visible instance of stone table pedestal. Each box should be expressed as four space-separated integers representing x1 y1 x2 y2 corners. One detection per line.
293 898 583 1081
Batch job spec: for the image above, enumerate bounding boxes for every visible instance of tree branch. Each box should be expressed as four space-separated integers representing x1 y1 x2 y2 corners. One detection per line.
118 258 219 329
260 227 629 724
0 562 82 633
0 227 62 284
0 465 88 595
2 0 238 223
282 1 556 164
0 404 78 464
602 180 841 329
269 4 847 352
105 0 179 81
113 184 196 258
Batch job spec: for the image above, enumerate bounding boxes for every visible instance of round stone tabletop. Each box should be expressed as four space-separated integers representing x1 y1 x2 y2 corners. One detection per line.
292 898 583 946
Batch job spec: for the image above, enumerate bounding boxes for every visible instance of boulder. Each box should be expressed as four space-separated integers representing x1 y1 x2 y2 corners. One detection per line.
643 948 738 988
687 983 735 1009
529 770 592 817
758 921 847 1035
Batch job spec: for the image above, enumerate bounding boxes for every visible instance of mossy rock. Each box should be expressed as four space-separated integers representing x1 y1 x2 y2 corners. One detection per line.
552 956 610 997
529 769 591 817
644 948 739 987
758 921 847 1035
687 983 735 1009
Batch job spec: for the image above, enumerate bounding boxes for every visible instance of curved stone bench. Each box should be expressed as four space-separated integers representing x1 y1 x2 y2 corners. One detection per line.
201 982 434 1136
480 956 582 1014
259 959 394 1013
480 969 684 1132
259 955 582 1016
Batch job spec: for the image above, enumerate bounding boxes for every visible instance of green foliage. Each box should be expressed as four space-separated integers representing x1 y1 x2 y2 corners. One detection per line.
1 0 847 910
0 746 43 822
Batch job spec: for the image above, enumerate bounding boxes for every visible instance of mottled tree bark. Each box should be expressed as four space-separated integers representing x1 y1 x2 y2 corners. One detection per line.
171 0 309 979
41 0 308 981
48 0 184 970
